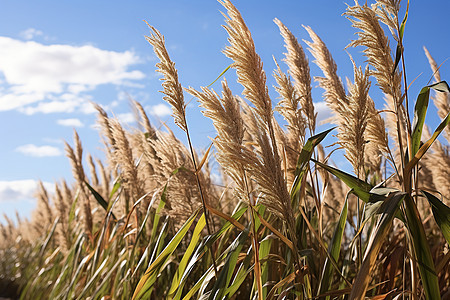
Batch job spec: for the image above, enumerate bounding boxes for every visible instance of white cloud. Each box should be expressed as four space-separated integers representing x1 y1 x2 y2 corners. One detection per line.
0 36 145 114
19 98 80 115
0 180 53 203
314 101 334 125
79 101 97 114
117 112 135 124
149 103 171 117
16 144 62 157
57 118 84 127
19 28 43 40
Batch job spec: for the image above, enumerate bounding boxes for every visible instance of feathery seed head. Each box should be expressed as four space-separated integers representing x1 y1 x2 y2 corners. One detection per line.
219 0 273 127
145 24 187 132
275 18 315 131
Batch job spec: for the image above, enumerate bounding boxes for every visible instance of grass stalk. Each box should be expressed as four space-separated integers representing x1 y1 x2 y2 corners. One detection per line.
185 127 219 277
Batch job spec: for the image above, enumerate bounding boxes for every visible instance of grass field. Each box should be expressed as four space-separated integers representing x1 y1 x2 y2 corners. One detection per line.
1 0 449 299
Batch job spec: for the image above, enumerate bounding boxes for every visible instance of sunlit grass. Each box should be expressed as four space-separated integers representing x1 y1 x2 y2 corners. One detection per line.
1 0 449 299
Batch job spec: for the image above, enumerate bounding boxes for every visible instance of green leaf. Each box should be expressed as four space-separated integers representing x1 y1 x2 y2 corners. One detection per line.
421 190 450 246
403 195 441 300
168 213 206 297
39 217 60 258
411 81 450 159
258 235 272 299
68 189 79 224
150 184 168 246
406 110 450 174
312 159 376 203
181 266 215 300
393 0 409 73
225 247 254 298
349 192 405 299
84 180 116 220
399 0 409 40
208 230 249 300
76 256 109 299
206 64 232 87
318 198 348 299
411 86 431 157
132 209 200 300
393 44 402 74
91 258 127 299
290 127 335 199
109 177 121 200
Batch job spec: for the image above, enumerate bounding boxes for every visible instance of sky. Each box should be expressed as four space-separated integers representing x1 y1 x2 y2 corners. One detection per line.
1 0 449 223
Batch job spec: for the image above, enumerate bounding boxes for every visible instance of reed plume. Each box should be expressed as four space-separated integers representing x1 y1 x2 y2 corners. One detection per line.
343 63 371 176
304 26 348 117
65 130 93 234
145 25 187 132
220 0 273 127
220 0 295 235
365 97 390 166
272 61 306 186
188 80 251 203
345 0 407 180
345 1 402 102
274 18 315 133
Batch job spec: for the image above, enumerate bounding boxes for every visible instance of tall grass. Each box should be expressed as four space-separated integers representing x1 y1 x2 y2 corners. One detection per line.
1 0 449 299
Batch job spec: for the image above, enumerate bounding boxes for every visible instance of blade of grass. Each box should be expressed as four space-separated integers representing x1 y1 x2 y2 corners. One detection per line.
421 190 450 245
181 266 215 300
312 159 376 203
318 198 348 300
39 217 60 258
406 111 450 175
411 81 449 158
194 140 215 175
267 271 296 300
150 184 168 246
225 246 255 298
349 192 405 300
411 86 430 157
402 195 441 300
205 203 245 231
393 0 409 73
297 206 352 287
206 64 232 87
290 127 335 199
91 258 127 299
84 180 116 219
208 229 249 300
258 235 272 299
253 209 294 251
132 209 200 300
76 256 109 299
168 213 206 297
109 177 121 200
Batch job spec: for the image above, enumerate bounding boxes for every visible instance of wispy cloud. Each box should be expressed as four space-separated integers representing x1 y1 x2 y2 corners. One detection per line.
149 103 171 117
0 36 145 114
0 180 53 203
57 118 84 127
15 144 63 157
19 94 89 115
117 112 135 124
19 28 43 40
314 101 334 125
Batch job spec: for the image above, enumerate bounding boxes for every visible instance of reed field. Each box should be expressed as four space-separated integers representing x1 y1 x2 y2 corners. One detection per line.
1 0 450 299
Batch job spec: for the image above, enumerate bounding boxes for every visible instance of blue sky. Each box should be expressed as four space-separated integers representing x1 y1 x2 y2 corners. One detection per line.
1 0 449 222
